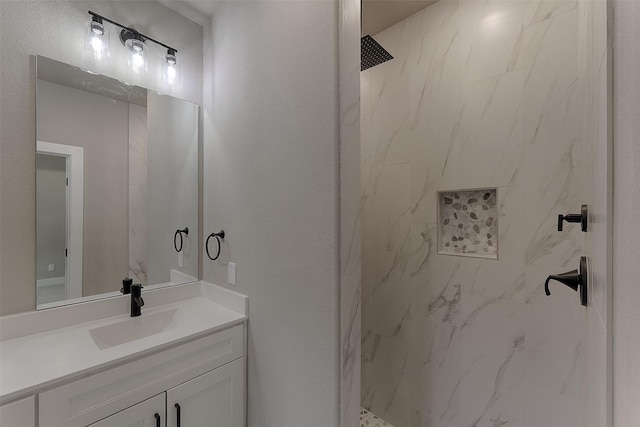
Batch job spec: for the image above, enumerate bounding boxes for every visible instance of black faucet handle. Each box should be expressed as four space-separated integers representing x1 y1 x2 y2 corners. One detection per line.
130 284 144 316
121 277 133 294
544 257 588 306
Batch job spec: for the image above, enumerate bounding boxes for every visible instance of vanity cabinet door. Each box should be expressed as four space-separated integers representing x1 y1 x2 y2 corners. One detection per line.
87 393 165 427
166 358 245 427
0 396 35 427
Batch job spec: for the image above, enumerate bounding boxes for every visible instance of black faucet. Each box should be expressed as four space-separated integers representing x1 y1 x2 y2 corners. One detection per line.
131 284 144 317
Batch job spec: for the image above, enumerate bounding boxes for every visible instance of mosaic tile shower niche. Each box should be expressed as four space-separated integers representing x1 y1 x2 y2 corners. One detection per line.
438 189 498 259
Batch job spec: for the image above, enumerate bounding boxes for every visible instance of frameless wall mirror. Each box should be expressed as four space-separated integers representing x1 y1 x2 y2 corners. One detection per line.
35 55 199 309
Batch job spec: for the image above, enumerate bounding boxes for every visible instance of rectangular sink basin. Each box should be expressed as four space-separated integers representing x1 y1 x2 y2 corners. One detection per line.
89 308 179 350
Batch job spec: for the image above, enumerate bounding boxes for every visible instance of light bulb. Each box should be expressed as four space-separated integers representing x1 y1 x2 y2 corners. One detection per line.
126 36 147 74
91 36 103 55
162 49 179 86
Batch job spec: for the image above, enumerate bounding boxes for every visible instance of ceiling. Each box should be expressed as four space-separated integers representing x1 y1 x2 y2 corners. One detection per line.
162 0 438 38
361 0 438 36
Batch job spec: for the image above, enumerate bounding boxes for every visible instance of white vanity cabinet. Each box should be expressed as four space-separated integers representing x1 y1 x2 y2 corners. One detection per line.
166 358 244 427
88 358 245 427
39 324 245 427
0 396 35 427
88 394 166 427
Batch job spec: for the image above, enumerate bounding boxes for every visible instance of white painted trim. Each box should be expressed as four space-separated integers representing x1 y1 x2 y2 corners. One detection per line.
37 141 84 301
36 277 65 288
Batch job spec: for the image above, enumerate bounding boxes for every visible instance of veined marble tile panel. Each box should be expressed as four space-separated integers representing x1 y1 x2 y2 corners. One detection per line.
369 335 412 425
419 0 460 36
395 315 457 362
525 0 577 27
406 327 462 426
408 408 453 427
459 294 525 366
523 385 581 427
369 77 414 162
409 249 467 325
370 271 415 340
524 266 584 399
523 140 584 268
363 163 411 255
440 140 525 191
361 352 374 409
459 383 526 427
591 0 607 75
459 335 526 410
524 9 581 146
410 123 457 225
410 22 461 132
459 70 524 156
581 307 609 427
587 55 610 324
460 0 524 85
361 0 591 424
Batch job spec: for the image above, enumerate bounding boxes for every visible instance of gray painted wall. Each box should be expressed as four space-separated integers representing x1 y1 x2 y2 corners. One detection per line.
202 2 341 426
0 0 203 314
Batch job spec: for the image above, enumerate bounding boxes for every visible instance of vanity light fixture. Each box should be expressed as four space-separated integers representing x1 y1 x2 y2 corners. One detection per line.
86 11 179 83
85 15 109 61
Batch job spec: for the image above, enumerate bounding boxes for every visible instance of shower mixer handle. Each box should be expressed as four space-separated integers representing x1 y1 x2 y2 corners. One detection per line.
544 256 588 306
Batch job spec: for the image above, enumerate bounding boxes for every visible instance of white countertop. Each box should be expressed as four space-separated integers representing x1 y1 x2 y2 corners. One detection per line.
0 282 247 404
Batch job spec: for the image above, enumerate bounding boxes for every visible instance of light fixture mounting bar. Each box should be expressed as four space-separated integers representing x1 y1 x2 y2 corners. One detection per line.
88 11 177 53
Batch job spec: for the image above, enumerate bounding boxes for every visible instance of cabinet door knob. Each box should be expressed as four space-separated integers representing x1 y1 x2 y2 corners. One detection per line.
175 403 181 427
154 413 161 427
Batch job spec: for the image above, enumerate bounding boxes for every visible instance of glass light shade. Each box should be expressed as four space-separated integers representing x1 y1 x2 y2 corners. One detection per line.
162 52 180 86
84 20 109 61
126 37 147 74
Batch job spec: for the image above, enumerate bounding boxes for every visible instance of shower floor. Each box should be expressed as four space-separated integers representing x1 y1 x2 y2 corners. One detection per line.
360 408 394 427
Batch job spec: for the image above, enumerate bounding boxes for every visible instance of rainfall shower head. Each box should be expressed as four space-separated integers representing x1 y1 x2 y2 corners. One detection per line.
361 35 393 71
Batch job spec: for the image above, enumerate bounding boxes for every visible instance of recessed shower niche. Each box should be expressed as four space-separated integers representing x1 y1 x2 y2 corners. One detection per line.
438 189 498 259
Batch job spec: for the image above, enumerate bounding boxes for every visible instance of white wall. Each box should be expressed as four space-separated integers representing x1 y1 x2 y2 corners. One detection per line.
613 1 640 425
202 2 342 426
0 0 203 314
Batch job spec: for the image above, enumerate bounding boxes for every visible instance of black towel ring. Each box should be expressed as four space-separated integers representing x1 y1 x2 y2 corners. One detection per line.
206 230 226 261
174 227 189 252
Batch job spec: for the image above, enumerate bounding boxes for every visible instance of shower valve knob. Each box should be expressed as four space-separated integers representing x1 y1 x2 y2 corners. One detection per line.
544 256 588 306
557 204 588 232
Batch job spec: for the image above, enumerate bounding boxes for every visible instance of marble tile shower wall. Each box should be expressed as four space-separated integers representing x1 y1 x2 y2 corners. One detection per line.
360 1 586 426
